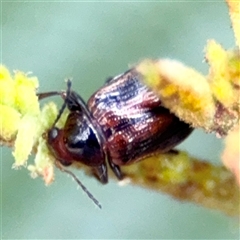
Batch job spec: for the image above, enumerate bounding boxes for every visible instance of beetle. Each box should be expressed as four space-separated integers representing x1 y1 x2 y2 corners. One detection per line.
39 68 193 207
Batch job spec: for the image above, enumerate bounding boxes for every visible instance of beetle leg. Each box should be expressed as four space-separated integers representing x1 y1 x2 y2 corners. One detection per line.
37 80 70 101
103 147 123 180
94 163 108 184
102 146 123 180
108 160 123 180
37 91 65 100
167 149 179 155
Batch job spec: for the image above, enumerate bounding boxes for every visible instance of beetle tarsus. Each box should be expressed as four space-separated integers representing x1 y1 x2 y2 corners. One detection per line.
108 161 123 180
95 164 108 184
37 91 65 100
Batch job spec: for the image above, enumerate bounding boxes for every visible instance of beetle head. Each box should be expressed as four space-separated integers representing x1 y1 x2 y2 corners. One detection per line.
48 111 105 167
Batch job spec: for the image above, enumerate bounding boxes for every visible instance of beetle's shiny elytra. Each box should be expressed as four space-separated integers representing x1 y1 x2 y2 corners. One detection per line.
47 68 193 184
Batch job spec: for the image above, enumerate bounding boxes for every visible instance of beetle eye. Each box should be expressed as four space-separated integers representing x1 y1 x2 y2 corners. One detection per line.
48 127 59 143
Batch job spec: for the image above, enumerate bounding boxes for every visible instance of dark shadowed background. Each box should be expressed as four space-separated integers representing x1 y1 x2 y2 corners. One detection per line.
1 1 239 239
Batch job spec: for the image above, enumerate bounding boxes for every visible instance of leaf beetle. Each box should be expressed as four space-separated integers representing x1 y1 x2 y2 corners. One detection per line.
39 68 193 207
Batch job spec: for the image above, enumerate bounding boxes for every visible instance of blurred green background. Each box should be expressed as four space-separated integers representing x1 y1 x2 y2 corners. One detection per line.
1 1 239 239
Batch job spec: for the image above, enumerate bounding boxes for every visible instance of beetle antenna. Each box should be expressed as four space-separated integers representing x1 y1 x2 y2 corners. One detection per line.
52 79 72 127
55 161 102 209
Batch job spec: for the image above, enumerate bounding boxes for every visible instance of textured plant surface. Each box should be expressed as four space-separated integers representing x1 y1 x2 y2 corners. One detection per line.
0 0 239 215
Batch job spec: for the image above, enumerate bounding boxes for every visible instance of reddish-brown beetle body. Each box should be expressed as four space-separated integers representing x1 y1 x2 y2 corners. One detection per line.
88 69 192 164
47 69 193 183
